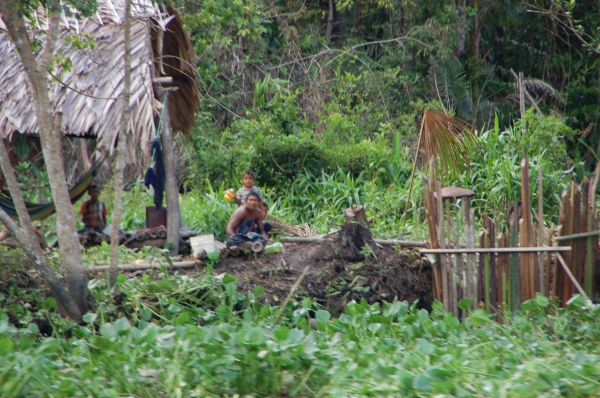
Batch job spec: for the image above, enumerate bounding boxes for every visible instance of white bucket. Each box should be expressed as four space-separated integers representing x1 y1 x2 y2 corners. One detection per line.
190 234 215 257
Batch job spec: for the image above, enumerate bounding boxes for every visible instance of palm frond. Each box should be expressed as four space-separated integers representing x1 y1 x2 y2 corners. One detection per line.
429 56 473 120
421 110 478 175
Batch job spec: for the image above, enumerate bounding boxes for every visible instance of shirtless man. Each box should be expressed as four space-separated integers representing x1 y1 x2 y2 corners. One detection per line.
226 191 266 237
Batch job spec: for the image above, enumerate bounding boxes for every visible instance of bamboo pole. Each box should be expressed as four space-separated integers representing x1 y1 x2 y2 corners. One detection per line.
537 167 545 293
509 213 519 311
585 163 600 296
546 230 555 299
463 200 477 310
436 181 449 311
424 176 442 302
421 247 571 254
520 157 534 301
556 253 592 303
404 116 426 224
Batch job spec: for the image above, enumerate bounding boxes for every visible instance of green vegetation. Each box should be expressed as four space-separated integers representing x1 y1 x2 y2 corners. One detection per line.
1 270 600 397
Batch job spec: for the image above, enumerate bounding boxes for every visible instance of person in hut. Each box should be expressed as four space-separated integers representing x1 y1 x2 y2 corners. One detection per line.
80 185 108 233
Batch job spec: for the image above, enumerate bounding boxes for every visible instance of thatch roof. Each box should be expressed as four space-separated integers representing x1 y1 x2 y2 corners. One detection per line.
0 0 199 156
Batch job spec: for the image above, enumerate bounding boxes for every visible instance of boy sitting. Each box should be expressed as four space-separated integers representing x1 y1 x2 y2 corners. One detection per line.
80 185 108 233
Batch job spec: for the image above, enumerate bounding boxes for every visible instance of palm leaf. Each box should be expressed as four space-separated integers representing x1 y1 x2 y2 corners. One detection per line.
403 110 478 223
421 110 477 175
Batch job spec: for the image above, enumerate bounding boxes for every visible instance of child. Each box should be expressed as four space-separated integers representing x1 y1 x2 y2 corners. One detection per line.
234 170 263 206
80 185 108 233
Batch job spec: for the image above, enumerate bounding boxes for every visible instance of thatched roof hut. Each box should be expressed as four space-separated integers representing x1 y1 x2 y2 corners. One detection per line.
0 0 199 158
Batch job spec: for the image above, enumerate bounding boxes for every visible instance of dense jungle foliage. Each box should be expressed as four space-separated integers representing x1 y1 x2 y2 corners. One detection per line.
173 0 599 235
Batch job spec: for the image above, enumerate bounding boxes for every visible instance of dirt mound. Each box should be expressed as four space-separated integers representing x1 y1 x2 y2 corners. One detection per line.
217 236 433 311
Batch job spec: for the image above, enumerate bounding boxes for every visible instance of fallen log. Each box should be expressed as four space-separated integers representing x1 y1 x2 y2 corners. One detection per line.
86 260 200 272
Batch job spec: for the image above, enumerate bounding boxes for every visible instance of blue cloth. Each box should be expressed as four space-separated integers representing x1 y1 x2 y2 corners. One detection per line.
238 218 272 235
144 167 158 189
79 226 104 234
150 139 166 210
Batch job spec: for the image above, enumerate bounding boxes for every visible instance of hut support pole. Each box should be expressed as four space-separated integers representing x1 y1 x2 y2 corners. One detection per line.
161 93 182 255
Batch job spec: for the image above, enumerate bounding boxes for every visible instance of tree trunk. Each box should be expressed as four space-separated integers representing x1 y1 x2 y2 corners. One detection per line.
326 0 334 41
0 0 93 315
456 0 467 56
472 0 480 60
161 93 182 255
0 140 82 321
109 0 133 287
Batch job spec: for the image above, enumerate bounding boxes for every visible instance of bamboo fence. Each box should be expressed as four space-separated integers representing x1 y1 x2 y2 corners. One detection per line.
422 159 600 318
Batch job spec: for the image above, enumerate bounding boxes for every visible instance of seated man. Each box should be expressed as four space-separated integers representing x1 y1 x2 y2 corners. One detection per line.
226 191 267 237
237 201 272 235
80 185 107 233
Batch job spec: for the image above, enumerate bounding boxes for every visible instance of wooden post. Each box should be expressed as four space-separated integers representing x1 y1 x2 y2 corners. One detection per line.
161 92 182 255
520 157 534 302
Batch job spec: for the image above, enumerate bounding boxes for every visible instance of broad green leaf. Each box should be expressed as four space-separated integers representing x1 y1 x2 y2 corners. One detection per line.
412 374 433 392
316 310 331 323
116 274 127 285
82 313 98 324
100 323 117 340
252 286 265 297
43 298 57 309
417 338 435 355
458 298 472 310
0 338 13 355
114 317 131 334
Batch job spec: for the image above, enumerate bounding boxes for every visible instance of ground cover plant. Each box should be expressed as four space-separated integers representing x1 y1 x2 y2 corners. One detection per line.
1 268 599 397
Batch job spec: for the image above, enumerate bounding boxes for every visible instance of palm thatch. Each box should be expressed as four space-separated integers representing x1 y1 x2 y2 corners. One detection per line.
0 0 199 158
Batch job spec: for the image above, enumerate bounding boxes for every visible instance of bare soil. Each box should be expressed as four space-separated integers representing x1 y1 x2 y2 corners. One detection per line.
215 236 433 311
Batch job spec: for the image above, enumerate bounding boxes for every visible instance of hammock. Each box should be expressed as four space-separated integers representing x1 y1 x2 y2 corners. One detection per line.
0 163 100 221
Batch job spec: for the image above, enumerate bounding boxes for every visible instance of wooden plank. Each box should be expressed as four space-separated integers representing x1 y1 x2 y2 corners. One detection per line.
420 247 571 254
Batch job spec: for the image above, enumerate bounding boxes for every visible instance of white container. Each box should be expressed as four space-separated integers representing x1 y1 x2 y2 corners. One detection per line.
190 234 215 257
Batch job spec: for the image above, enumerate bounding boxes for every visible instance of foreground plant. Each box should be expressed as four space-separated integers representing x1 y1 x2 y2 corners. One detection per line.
0 269 599 397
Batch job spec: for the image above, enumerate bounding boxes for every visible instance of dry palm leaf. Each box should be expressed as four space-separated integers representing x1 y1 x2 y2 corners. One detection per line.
404 110 478 221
